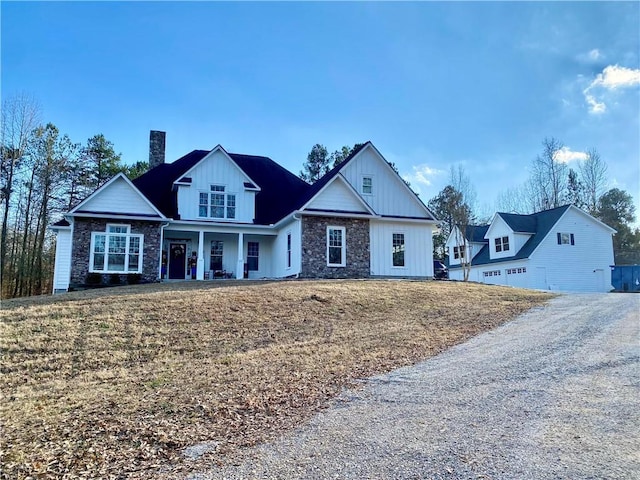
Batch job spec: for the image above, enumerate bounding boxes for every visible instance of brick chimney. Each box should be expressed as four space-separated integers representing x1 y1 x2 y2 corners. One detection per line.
149 130 166 170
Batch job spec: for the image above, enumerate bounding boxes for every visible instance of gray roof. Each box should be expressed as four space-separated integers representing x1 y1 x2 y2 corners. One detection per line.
450 205 571 268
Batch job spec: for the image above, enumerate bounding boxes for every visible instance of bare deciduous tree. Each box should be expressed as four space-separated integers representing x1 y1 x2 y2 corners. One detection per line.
531 137 568 210
579 148 608 214
449 166 476 281
1 94 41 289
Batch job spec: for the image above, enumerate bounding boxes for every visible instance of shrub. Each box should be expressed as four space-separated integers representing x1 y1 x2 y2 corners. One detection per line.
108 274 121 285
127 273 141 285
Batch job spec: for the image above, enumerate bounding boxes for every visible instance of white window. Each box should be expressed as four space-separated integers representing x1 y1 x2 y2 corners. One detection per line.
286 232 292 269
392 233 405 267
483 270 501 277
327 226 346 267
495 236 510 253
199 192 208 217
90 224 143 273
453 246 465 259
247 242 259 271
210 241 223 271
362 176 373 195
198 185 236 219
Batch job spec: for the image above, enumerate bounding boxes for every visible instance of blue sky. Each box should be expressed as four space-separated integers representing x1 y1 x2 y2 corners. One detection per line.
2 1 639 218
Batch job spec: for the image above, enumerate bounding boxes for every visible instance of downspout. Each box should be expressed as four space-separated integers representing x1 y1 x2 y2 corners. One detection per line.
158 222 170 281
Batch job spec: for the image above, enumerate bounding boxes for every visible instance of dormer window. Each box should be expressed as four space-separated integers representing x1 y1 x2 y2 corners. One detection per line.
495 236 510 253
362 176 373 195
199 185 236 219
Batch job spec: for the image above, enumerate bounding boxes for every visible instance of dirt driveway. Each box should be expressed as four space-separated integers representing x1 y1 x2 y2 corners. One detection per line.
193 293 639 480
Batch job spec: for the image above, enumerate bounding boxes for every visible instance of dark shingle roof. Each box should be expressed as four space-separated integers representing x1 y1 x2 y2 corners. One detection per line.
132 149 310 225
133 150 208 218
450 205 572 268
498 212 537 233
465 225 489 243
230 153 309 224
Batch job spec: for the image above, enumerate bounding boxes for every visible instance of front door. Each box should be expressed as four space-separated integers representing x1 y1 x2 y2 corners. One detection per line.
169 243 186 279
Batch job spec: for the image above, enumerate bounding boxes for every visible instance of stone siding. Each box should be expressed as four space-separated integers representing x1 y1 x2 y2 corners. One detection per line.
70 218 162 287
149 130 166 169
300 216 370 278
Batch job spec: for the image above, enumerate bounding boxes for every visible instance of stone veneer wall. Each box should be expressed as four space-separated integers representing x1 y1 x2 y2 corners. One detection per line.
300 215 370 279
70 218 162 287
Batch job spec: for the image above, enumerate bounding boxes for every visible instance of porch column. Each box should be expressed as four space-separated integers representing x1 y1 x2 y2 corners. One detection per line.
197 230 205 280
236 232 244 279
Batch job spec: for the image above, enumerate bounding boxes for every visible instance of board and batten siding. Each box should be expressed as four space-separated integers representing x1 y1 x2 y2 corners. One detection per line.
53 228 72 292
243 235 274 279
271 219 302 278
305 179 368 213
528 208 614 292
81 177 158 216
370 221 433 277
340 147 427 218
176 150 257 222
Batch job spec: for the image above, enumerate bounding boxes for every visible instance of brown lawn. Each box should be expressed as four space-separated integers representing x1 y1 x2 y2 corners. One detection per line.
0 279 551 479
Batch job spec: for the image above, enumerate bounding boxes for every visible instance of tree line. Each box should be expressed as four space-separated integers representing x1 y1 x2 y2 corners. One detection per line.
1 94 146 299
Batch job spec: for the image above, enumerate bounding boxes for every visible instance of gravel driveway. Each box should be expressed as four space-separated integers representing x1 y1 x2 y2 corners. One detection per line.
192 293 639 480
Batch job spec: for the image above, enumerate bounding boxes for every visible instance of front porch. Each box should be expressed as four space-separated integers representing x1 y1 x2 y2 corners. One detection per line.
160 224 276 281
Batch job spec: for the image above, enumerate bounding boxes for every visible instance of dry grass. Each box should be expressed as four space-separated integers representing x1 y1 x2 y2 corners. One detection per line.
1 279 551 479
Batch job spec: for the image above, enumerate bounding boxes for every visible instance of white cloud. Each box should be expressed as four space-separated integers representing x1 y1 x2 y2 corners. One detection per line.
405 164 444 188
584 93 606 114
583 64 640 114
593 64 640 89
553 147 588 164
577 48 603 63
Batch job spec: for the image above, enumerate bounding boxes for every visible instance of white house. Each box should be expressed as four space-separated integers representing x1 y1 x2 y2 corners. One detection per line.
50 132 439 292
445 205 616 292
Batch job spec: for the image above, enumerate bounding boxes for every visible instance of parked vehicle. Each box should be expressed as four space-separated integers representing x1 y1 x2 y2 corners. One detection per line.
433 260 448 279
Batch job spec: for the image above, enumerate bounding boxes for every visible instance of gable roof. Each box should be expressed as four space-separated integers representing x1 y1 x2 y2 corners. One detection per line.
132 149 309 225
70 172 166 219
131 141 438 226
294 143 369 209
451 205 572 268
465 225 490 243
496 212 537 233
296 142 437 221
299 173 376 216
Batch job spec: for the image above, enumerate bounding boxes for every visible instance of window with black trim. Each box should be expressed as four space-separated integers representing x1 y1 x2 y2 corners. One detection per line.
210 241 223 271
557 232 575 245
247 242 259 271
392 233 405 267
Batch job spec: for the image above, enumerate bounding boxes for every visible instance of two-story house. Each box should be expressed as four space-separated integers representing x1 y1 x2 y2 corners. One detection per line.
51 132 439 292
445 205 616 292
